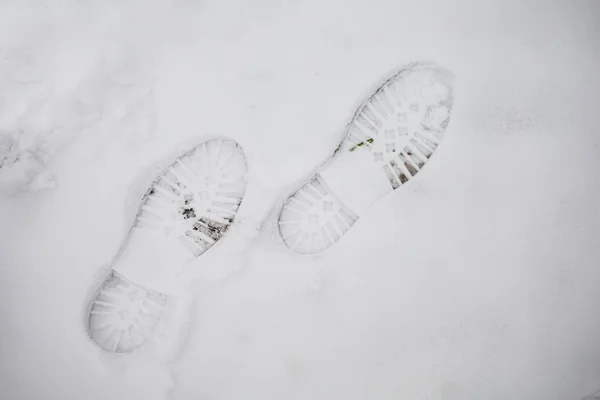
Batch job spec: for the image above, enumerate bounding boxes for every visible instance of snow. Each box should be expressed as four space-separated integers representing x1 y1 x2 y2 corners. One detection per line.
1 0 599 399
0 136 55 194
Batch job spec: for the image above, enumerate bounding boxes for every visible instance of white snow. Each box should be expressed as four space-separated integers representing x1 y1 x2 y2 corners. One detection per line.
1 0 599 399
0 137 55 194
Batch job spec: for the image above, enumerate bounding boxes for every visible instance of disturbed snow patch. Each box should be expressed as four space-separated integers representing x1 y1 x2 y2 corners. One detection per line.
0 132 55 194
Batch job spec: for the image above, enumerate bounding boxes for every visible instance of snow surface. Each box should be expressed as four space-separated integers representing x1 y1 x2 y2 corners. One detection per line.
1 0 599 399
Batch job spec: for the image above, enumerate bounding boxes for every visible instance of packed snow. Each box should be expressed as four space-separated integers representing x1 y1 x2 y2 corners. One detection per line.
1 0 599 399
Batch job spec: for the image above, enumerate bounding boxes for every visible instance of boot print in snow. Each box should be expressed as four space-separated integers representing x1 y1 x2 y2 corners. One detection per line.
278 61 454 254
86 138 247 353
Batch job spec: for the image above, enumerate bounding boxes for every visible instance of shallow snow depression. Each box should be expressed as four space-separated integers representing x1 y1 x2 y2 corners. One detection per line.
1 1 600 399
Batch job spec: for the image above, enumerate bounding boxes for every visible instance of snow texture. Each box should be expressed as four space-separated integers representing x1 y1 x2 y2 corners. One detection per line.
1 0 600 399
584 389 600 400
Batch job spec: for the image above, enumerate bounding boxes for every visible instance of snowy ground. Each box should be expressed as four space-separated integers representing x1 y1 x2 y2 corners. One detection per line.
1 0 599 399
